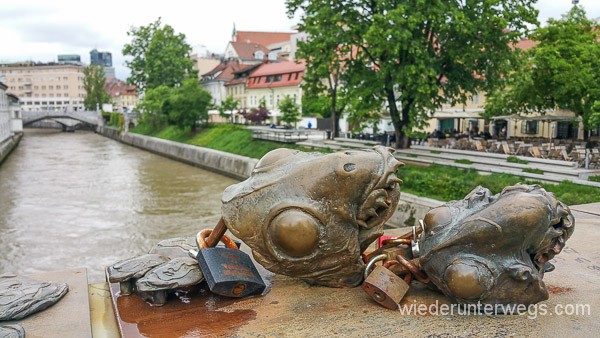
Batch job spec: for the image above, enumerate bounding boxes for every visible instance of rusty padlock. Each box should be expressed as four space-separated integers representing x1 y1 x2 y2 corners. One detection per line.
195 218 266 298
362 254 410 310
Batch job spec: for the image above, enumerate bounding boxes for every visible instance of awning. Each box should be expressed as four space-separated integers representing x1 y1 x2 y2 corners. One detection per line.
432 109 484 119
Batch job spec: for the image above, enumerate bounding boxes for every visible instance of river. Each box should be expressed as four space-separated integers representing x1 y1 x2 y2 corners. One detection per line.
0 129 238 283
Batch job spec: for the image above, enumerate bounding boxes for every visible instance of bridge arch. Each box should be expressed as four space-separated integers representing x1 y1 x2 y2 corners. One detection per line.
21 110 100 128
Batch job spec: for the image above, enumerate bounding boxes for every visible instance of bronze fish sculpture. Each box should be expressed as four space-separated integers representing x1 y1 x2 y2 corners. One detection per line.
418 183 575 306
221 146 404 287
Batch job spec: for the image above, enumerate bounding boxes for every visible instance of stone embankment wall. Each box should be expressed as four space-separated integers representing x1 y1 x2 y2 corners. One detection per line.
0 133 22 165
97 127 258 181
96 127 443 227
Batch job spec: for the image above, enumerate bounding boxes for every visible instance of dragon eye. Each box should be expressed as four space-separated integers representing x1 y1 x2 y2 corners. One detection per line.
269 209 320 258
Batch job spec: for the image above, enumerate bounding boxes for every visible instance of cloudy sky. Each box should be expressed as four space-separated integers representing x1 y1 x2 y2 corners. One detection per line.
1 0 598 80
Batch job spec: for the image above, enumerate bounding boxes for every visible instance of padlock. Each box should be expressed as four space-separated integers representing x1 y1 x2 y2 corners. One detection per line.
382 245 412 263
195 219 266 298
362 254 410 310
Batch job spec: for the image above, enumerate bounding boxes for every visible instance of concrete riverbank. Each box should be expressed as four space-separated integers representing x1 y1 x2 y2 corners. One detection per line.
0 132 22 165
97 126 258 181
96 127 441 228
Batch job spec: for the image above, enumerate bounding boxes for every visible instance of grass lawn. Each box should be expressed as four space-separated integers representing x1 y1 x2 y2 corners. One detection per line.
131 123 600 206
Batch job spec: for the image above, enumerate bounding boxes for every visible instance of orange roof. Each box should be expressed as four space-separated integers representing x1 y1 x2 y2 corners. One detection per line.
249 61 305 77
230 41 271 59
511 38 538 50
203 61 244 81
247 61 304 89
105 79 136 97
235 31 294 47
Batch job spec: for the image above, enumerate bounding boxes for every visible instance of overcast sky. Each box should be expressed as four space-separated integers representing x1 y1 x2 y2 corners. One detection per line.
1 0 598 81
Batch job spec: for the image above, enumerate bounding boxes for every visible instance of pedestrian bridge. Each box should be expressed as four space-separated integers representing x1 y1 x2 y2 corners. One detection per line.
22 110 101 128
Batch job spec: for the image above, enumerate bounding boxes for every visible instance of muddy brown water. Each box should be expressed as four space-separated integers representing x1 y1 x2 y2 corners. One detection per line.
0 129 237 283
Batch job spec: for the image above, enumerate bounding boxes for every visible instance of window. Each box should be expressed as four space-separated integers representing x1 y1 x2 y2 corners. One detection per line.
255 51 264 59
522 121 538 134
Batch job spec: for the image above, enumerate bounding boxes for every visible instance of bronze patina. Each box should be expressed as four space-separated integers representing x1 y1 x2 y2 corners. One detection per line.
418 184 575 306
221 146 404 287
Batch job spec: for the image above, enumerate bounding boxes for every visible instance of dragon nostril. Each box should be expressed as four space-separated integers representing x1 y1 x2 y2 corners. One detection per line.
343 163 356 172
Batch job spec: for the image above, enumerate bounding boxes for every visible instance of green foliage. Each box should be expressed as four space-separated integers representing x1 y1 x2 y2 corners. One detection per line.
405 154 418 158
123 18 197 92
507 156 529 164
163 78 212 131
83 65 110 110
523 168 544 174
288 0 538 148
485 6 600 137
217 95 240 123
302 93 329 118
430 150 442 154
137 85 171 130
278 95 302 126
455 159 473 164
108 112 124 128
398 164 600 205
136 79 211 132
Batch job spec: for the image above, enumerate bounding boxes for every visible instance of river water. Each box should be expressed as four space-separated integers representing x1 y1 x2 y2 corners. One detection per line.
0 129 237 283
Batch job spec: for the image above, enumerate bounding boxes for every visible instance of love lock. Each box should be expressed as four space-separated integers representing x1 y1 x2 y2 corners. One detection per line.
362 254 410 310
195 219 266 298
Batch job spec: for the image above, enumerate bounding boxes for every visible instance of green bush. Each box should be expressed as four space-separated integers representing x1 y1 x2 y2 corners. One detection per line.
108 112 124 128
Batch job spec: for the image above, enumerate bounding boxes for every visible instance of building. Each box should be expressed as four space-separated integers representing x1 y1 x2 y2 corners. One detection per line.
246 61 305 124
0 82 22 144
0 61 86 111
224 41 272 65
224 63 262 111
90 49 112 67
90 49 115 79
201 61 244 107
58 54 81 63
105 79 137 112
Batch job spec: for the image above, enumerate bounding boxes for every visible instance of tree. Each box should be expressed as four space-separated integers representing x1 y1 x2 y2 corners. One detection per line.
291 12 357 137
242 99 271 125
137 85 171 129
218 95 240 123
164 79 212 131
123 18 197 92
287 0 538 148
278 95 302 126
485 6 600 140
83 65 110 111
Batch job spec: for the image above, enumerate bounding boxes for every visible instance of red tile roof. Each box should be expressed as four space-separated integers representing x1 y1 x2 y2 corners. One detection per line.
235 31 294 47
511 38 538 50
202 61 244 81
105 79 136 97
230 41 271 60
247 61 305 89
